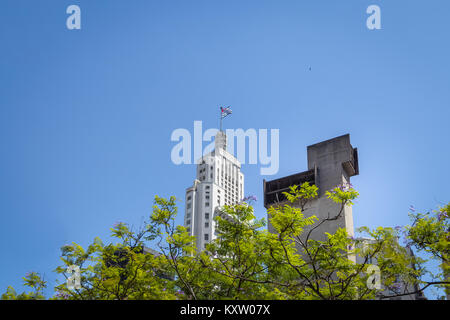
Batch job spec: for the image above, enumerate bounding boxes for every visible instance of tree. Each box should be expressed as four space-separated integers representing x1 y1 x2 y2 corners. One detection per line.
2 184 449 300
1 272 46 300
402 203 450 299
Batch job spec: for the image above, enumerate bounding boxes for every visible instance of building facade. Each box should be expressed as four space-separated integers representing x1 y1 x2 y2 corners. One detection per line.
184 131 244 252
263 134 426 300
264 134 359 243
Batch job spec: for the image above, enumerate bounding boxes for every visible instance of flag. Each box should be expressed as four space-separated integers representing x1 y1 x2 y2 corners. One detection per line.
220 106 232 119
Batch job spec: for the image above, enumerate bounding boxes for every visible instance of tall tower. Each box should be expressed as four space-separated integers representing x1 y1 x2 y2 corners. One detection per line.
184 131 245 252
263 134 359 242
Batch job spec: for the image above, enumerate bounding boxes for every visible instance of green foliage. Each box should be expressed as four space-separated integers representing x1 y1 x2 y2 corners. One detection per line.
2 186 448 300
325 184 359 205
404 203 450 298
1 272 46 300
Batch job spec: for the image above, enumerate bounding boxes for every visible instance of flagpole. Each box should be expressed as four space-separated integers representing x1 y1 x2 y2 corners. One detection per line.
220 107 223 132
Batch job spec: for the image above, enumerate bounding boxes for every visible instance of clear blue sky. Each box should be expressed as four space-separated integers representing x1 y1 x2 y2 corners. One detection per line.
0 0 449 297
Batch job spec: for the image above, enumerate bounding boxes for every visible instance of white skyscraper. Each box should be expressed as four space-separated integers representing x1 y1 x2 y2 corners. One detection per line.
184 131 244 252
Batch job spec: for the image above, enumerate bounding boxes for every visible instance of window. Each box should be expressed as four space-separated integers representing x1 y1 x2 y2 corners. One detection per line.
187 196 191 201
204 234 209 241
205 202 210 207
206 186 210 190
186 219 191 225
205 213 209 219
187 203 191 209
205 222 209 228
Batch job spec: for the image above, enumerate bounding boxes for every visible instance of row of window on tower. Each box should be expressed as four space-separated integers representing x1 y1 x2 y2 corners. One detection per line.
185 190 211 233
198 164 213 182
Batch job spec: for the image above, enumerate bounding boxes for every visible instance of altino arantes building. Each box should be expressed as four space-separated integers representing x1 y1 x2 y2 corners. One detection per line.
184 131 244 252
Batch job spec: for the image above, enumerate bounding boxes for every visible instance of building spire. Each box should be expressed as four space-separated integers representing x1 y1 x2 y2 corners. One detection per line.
215 131 227 150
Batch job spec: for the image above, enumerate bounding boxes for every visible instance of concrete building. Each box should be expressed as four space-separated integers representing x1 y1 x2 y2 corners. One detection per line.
263 134 426 300
263 134 359 243
184 131 244 252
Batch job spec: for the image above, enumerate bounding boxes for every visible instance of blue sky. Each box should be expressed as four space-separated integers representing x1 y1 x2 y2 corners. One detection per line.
0 0 449 297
